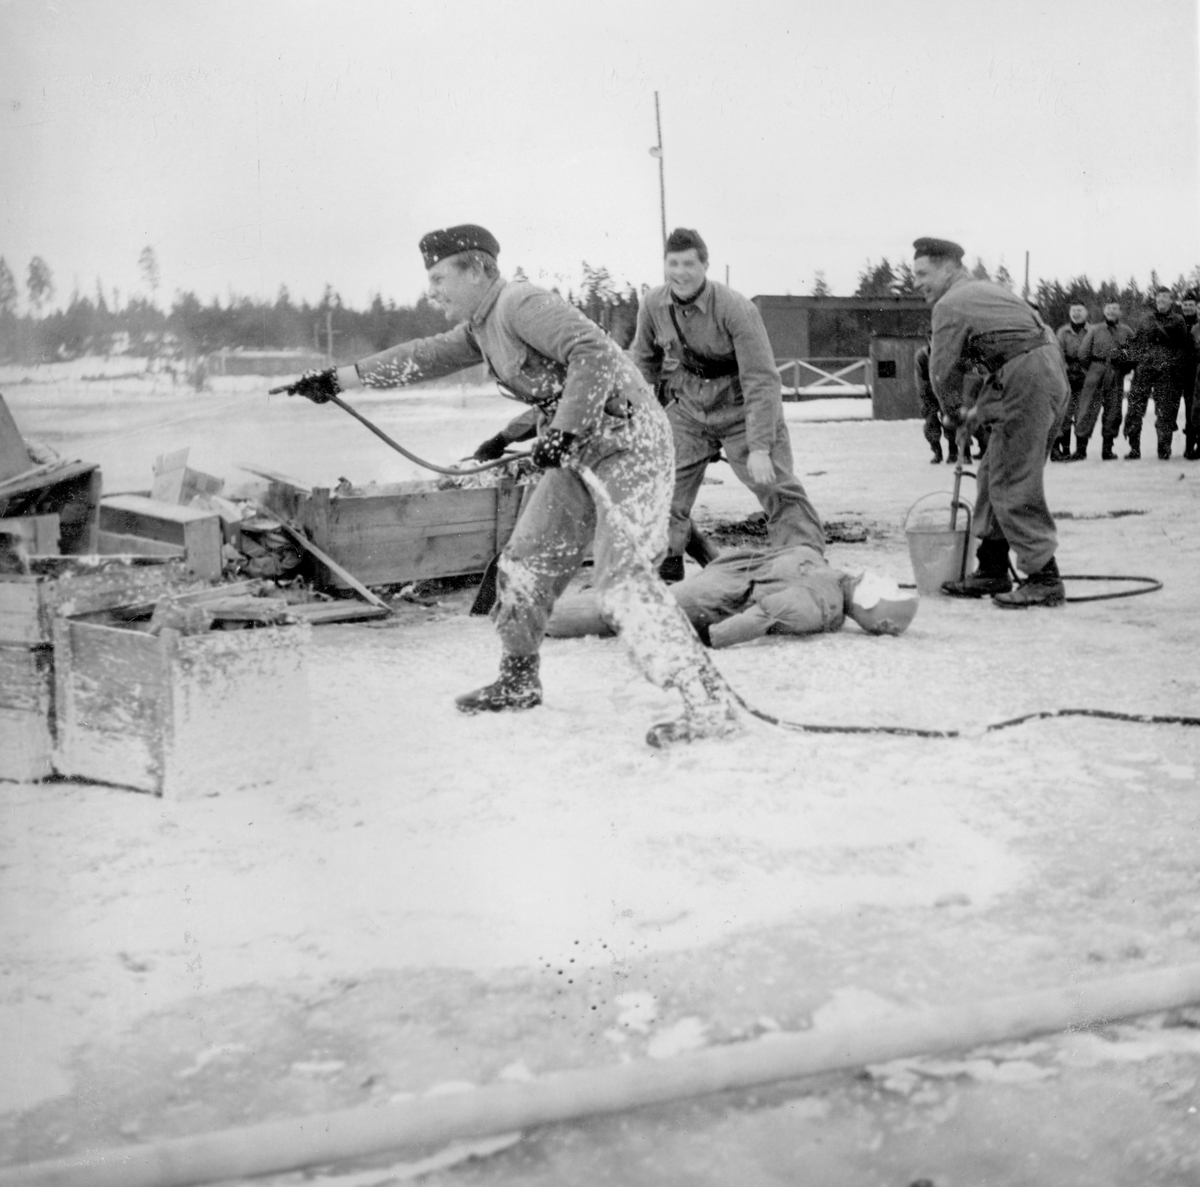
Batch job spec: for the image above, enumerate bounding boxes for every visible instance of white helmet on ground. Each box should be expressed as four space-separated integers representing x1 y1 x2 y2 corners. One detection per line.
843 571 919 636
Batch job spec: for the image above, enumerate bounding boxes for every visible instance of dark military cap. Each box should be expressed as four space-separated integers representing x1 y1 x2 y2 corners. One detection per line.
419 224 500 269
1184 289 1199 301
665 227 708 258
912 237 964 262
1155 284 1174 295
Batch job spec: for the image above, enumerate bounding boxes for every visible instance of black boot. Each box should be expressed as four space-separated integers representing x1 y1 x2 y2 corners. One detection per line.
1185 434 1200 460
1126 431 1140 460
1050 430 1071 462
930 444 943 464
1069 439 1088 461
1157 432 1172 461
456 654 542 713
945 443 958 464
993 556 1066 609
1102 436 1116 460
942 538 1013 598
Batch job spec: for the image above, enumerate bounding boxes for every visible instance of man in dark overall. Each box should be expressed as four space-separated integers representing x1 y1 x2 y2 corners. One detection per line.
912 237 1069 608
917 341 959 463
283 225 740 747
629 227 825 583
1076 301 1135 460
1052 302 1091 461
1124 287 1191 460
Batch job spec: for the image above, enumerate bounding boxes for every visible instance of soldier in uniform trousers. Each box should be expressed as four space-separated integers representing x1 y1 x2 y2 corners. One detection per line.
912 237 1069 609
629 228 825 583
1124 286 1192 460
1076 302 1136 460
285 224 740 747
1052 303 1091 461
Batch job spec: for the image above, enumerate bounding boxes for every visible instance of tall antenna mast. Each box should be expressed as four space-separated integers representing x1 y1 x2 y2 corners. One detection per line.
650 92 667 248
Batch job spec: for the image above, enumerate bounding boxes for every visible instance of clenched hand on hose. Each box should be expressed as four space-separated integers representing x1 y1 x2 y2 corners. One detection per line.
531 428 577 469
270 369 341 403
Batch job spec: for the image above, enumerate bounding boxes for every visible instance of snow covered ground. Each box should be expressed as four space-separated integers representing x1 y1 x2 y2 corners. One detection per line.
2 367 1200 1183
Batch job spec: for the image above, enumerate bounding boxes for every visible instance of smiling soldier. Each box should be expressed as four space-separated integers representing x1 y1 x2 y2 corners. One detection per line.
282 224 740 746
629 227 825 583
913 237 1069 608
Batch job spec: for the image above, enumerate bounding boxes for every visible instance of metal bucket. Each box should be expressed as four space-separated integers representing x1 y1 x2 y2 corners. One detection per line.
903 491 973 596
905 526 968 596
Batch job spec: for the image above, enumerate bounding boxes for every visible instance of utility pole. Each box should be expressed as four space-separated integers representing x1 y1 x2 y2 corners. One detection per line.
650 92 666 249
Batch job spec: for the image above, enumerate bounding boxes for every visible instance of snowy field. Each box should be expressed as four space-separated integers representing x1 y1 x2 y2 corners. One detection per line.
2 366 1200 1184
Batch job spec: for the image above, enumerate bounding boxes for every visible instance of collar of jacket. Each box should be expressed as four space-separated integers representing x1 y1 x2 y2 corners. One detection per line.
670 279 713 314
470 276 507 328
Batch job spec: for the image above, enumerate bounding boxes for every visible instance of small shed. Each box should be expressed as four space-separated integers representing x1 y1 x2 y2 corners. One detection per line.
869 334 927 420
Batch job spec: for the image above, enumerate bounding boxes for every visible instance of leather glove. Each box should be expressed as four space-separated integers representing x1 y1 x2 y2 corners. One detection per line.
472 432 511 462
530 428 577 469
289 368 340 404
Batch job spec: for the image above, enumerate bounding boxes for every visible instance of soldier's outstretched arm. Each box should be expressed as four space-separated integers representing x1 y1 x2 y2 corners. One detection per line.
337 323 484 391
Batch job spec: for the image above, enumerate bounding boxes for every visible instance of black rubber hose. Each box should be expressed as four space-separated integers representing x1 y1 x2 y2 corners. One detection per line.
326 395 523 476
1059 574 1163 602
740 705 1200 739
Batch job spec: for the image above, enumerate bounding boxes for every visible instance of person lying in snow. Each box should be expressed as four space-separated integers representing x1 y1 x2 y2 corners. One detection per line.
545 527 918 647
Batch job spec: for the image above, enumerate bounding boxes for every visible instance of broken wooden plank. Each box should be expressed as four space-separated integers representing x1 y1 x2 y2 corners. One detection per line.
285 602 390 625
251 503 390 612
236 462 312 491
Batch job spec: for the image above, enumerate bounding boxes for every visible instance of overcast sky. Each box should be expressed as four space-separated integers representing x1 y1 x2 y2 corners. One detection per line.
2 0 1198 313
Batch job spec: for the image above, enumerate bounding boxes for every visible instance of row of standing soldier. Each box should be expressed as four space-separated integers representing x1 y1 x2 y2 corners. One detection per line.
1052 287 1199 463
920 287 1200 465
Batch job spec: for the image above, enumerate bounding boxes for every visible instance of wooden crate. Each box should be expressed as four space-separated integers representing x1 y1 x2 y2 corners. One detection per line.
100 495 223 581
0 643 54 782
264 479 527 590
53 618 311 798
0 461 102 555
0 558 198 784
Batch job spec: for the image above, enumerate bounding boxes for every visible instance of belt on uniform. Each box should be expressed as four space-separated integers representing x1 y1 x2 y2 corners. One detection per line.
970 331 1051 373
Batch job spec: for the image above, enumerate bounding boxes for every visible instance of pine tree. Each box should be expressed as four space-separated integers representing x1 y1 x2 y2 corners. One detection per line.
0 257 17 317
138 245 160 300
811 270 831 297
27 256 54 314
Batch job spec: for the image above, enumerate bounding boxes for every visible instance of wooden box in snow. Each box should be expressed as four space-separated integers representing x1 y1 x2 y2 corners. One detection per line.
52 618 311 798
263 478 527 590
0 558 198 784
99 495 223 581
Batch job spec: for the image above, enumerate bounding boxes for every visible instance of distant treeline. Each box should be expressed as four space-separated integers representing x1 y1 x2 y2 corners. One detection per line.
0 254 639 366
2 246 1198 366
852 257 1200 331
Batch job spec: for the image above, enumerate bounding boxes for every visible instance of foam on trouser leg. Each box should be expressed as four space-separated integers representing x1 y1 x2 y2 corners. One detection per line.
573 461 745 746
